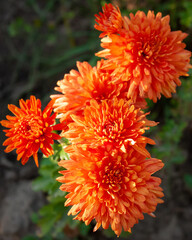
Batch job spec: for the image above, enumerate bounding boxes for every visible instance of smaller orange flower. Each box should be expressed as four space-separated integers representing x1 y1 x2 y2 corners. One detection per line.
1 96 63 167
51 60 147 127
51 60 122 123
94 3 123 38
64 98 156 157
57 147 164 236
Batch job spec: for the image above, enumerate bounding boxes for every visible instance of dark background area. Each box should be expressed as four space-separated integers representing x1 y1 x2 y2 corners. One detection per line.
0 0 192 240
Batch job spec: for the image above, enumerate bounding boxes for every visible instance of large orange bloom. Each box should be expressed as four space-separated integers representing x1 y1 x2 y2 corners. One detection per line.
57 147 164 236
51 60 146 126
1 96 63 167
95 5 191 102
64 98 156 158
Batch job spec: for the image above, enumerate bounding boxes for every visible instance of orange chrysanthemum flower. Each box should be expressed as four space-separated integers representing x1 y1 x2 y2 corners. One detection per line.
95 5 191 102
57 147 164 236
64 98 156 157
51 60 146 126
95 3 123 38
1 96 63 167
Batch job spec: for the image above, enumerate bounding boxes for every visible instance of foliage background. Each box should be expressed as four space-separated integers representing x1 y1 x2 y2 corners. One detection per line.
0 0 192 240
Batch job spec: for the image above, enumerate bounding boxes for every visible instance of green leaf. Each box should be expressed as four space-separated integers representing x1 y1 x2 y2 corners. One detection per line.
170 150 186 164
184 174 192 189
38 215 59 235
39 204 54 216
78 223 91 236
8 18 33 37
48 194 66 203
51 143 69 161
32 176 53 192
31 212 39 224
22 236 38 240
103 227 118 238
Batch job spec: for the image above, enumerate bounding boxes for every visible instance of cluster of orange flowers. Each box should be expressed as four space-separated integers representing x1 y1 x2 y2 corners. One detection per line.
1 3 191 237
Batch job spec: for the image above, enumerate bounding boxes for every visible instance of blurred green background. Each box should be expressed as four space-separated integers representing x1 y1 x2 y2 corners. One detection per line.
0 0 192 240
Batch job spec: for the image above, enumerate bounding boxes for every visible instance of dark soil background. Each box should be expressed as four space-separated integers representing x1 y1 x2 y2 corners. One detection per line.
0 0 192 240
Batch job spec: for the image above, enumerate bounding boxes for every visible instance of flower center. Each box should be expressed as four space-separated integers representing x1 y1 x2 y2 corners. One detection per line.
102 162 124 192
16 114 44 139
139 43 153 58
102 121 120 140
137 38 161 64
